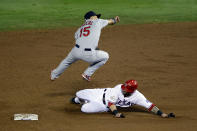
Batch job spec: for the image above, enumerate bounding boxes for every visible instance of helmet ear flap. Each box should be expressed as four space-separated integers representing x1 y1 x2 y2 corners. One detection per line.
121 84 127 92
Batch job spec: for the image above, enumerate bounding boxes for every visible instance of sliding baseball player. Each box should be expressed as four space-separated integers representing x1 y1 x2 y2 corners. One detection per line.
71 79 175 118
51 11 120 81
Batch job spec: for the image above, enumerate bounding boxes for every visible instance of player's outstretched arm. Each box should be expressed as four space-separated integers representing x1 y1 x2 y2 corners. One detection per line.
108 16 120 25
149 104 175 118
108 102 125 118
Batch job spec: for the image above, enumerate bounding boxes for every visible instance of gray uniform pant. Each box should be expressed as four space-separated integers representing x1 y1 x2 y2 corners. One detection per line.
52 46 109 78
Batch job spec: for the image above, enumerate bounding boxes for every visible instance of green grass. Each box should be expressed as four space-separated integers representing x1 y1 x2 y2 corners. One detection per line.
0 0 197 31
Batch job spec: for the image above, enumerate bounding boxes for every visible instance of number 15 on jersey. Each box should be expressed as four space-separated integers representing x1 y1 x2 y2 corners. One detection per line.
80 26 91 37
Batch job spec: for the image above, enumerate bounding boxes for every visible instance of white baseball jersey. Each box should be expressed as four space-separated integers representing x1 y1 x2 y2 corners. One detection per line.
75 19 108 49
105 84 153 108
76 84 153 113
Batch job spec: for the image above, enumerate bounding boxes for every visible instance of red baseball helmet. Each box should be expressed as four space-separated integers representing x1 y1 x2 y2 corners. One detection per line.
121 80 138 93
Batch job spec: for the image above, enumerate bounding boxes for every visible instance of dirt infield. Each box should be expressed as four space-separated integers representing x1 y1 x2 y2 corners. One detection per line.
0 22 197 131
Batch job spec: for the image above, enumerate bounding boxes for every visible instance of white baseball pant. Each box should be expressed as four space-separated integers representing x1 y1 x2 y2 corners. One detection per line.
76 89 109 113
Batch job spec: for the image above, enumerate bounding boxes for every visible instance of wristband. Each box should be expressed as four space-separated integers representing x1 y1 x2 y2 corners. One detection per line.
112 18 116 24
112 110 118 115
157 110 163 116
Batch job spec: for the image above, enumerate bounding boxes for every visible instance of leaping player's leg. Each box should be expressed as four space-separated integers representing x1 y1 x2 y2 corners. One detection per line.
83 50 109 80
51 50 77 81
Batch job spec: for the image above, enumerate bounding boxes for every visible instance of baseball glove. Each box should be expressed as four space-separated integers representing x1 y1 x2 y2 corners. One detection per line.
168 113 175 118
115 16 120 23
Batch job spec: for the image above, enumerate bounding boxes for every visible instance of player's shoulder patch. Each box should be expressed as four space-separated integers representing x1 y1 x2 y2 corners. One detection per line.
110 96 116 101
108 95 118 103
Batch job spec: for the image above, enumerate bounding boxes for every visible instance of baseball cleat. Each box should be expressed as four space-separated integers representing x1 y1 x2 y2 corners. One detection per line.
70 97 80 104
50 77 57 81
50 70 58 81
82 74 91 81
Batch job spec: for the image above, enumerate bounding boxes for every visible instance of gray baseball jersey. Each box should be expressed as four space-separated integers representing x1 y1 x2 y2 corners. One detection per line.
51 19 110 79
75 19 108 49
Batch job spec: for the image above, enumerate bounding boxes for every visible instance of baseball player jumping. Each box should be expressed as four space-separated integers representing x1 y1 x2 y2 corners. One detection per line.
71 79 175 118
51 11 120 81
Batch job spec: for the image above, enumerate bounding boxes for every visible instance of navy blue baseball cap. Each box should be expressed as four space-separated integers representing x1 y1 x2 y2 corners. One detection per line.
84 11 101 20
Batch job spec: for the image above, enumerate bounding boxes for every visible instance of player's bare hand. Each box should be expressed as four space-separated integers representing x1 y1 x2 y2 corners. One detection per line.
115 16 120 23
115 113 125 118
161 113 168 118
161 113 175 118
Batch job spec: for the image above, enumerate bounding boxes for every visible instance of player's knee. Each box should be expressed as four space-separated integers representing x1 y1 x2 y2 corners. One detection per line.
81 104 89 113
103 52 109 61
